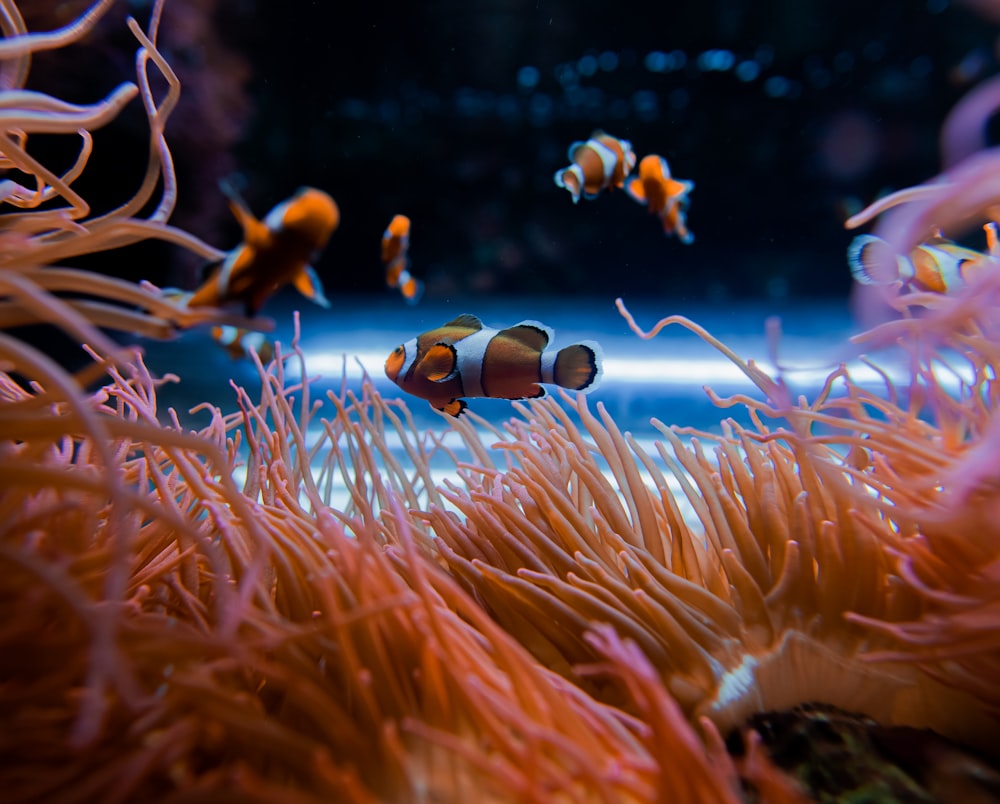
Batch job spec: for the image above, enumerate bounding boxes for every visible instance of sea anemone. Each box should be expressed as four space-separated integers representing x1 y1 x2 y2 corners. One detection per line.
0 331 752 800
417 300 998 749
3 0 1000 801
0 0 259 343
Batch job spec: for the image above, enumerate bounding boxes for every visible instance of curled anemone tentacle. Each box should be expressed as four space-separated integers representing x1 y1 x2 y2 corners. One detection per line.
0 0 263 347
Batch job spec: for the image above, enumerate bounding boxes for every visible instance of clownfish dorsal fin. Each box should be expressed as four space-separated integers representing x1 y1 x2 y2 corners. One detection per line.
500 320 552 352
443 313 482 331
221 180 270 250
419 343 458 382
436 398 468 417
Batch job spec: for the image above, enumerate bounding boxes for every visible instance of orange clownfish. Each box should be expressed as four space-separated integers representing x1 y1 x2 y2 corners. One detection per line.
625 154 695 244
381 214 424 304
209 325 275 364
848 233 997 295
384 313 603 417
188 186 338 315
553 130 637 203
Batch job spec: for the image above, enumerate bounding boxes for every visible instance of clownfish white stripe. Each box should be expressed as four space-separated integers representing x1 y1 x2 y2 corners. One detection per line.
384 313 603 417
922 245 965 289
399 337 420 378
263 200 291 230
540 350 557 385
589 138 621 182
455 327 495 399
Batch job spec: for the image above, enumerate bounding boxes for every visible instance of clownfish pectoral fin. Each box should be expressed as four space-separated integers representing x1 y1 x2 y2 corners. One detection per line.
669 179 695 202
418 343 458 382
624 177 647 204
221 188 271 251
500 320 553 352
443 313 483 331
434 398 468 417
293 265 331 308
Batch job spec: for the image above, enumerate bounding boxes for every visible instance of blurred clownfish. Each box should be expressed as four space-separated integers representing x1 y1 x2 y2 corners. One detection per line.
848 232 997 295
384 313 603 417
187 186 338 315
209 325 275 364
381 214 424 304
553 130 637 203
625 154 695 244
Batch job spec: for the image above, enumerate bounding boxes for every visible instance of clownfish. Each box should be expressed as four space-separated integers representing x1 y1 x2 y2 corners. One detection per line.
187 186 338 315
848 232 997 295
209 325 275 364
381 214 424 304
384 313 603 417
625 154 695 244
553 130 637 203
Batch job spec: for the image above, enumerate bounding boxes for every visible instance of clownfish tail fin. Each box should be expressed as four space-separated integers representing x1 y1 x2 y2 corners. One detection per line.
847 234 902 286
554 165 584 203
401 275 424 305
553 340 603 393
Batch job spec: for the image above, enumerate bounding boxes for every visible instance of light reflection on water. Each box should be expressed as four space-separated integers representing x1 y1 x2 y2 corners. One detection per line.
140 296 930 523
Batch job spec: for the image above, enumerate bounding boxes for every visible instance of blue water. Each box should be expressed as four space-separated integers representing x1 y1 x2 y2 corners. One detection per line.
142 294 867 440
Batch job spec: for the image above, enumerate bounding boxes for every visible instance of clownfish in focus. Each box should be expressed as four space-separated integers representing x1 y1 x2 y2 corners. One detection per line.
381 214 424 304
625 154 695 244
848 232 997 295
187 186 338 315
554 130 637 203
384 314 603 417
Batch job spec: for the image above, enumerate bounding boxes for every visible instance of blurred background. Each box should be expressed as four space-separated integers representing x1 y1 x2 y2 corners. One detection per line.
15 0 1000 437
23 0 999 305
